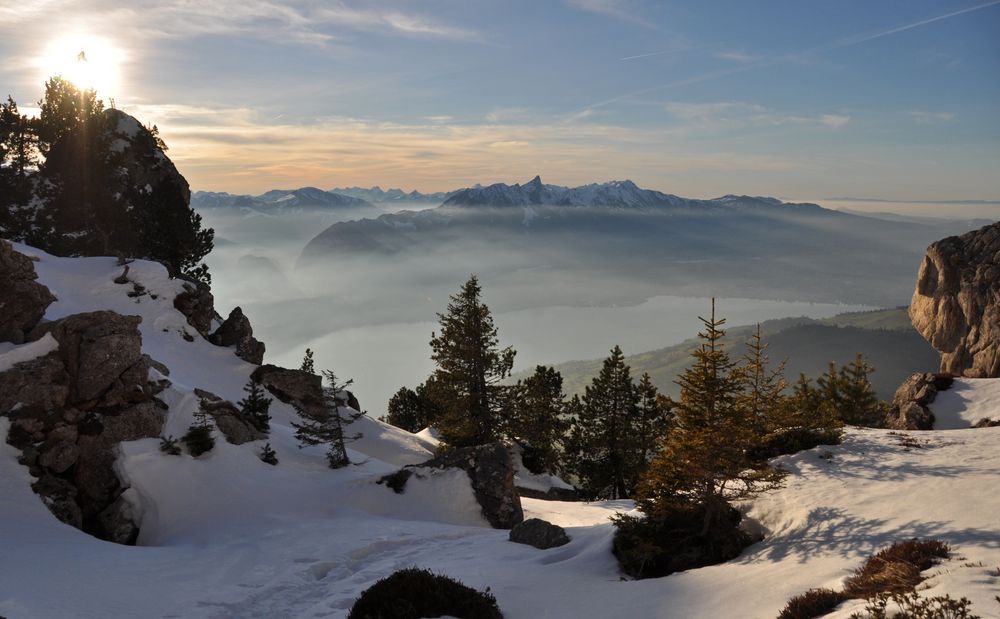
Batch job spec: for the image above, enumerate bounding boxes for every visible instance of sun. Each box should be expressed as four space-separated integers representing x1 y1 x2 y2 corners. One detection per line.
38 34 124 97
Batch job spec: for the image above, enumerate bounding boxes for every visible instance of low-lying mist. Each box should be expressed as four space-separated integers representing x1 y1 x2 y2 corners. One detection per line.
197 204 915 417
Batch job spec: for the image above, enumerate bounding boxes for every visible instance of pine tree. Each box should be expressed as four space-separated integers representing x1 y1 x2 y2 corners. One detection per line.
238 377 272 432
566 346 642 500
382 383 442 433
636 300 783 535
259 442 278 465
291 370 363 468
428 275 515 447
509 365 569 475
34 77 104 155
182 405 215 457
630 372 670 489
838 353 886 427
300 348 315 374
738 324 788 437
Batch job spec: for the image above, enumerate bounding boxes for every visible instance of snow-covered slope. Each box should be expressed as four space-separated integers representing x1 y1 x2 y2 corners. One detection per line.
1 244 998 618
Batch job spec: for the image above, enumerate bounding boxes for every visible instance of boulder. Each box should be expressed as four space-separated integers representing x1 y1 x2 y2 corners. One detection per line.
516 486 581 502
36 311 148 406
30 476 82 529
509 518 570 549
173 281 216 336
0 240 56 344
1 309 164 544
73 401 165 517
98 494 140 545
209 306 265 364
910 221 1000 377
380 443 523 529
252 364 326 415
0 353 70 415
194 388 266 444
886 373 953 430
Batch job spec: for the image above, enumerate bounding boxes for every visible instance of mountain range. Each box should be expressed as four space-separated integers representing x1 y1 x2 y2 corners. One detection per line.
192 187 373 212
294 177 979 307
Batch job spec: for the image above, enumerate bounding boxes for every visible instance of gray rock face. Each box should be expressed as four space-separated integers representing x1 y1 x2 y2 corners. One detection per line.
381 443 523 529
886 373 953 430
252 364 326 415
210 306 265 365
910 221 1000 378
173 281 216 336
194 388 266 444
509 518 570 549
0 240 56 344
36 311 146 404
1 309 164 543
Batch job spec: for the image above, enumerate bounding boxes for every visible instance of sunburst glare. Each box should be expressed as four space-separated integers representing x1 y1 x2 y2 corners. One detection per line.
37 34 123 96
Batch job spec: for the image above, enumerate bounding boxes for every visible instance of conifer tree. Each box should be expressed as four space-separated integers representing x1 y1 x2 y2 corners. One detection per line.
509 365 570 475
630 372 670 488
182 405 215 457
291 370 363 468
428 275 515 447
259 442 278 465
382 385 444 433
636 301 783 535
566 346 642 500
35 77 104 155
238 377 272 432
300 348 315 374
738 324 788 436
837 353 886 427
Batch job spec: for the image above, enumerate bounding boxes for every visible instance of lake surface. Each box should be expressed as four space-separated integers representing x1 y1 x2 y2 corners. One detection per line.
268 296 874 419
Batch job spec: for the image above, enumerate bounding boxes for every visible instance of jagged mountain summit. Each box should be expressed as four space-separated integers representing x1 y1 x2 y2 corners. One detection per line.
329 186 455 204
442 176 826 212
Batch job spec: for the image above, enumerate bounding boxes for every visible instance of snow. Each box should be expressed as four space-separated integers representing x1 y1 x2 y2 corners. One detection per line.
2 243 999 618
0 333 58 373
932 378 1000 428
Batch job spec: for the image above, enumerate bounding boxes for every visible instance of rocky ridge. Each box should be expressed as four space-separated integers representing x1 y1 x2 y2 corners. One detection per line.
910 221 1000 378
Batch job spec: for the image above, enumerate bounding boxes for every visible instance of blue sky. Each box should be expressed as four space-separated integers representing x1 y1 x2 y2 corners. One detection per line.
1 0 999 204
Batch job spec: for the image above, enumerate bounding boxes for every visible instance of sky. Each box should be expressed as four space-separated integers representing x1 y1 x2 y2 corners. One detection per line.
1 0 999 207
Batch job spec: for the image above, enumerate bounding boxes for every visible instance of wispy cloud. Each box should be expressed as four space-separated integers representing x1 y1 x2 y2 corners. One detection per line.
125 102 806 193
663 101 851 130
1 0 478 46
584 2 1000 118
713 50 758 63
566 0 656 28
907 110 956 124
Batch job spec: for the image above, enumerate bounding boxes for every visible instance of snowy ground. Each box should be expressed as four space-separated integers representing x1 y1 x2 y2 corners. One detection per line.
1 245 998 619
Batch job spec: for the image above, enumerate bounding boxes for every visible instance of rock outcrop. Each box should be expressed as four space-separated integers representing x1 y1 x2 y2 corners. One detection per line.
1 306 165 544
193 388 266 444
516 485 581 502
509 518 570 549
252 364 325 414
0 240 56 344
886 372 954 430
173 280 216 336
378 443 523 529
209 307 265 364
910 221 1000 378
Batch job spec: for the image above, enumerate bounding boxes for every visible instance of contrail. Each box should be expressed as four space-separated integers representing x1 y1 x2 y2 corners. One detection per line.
830 0 1000 49
620 50 676 61
590 1 1000 115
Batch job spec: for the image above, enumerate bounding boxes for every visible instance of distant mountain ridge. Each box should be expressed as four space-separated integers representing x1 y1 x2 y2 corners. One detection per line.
192 187 373 212
529 308 939 401
443 176 827 212
329 186 454 204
